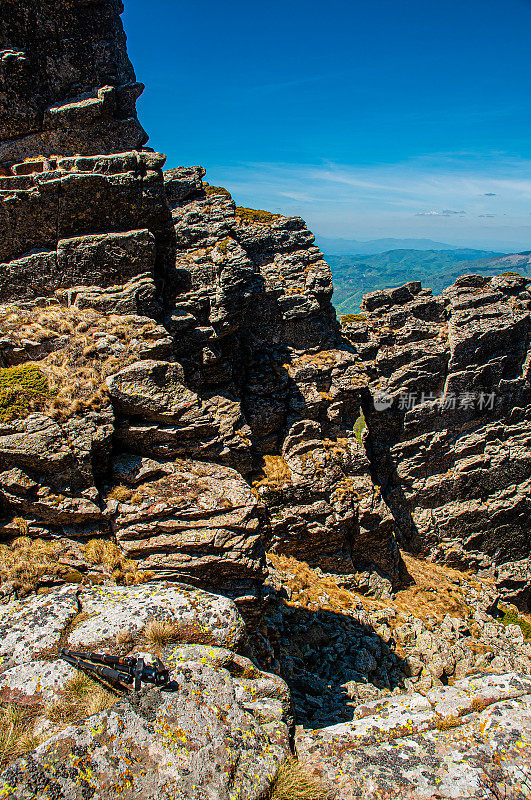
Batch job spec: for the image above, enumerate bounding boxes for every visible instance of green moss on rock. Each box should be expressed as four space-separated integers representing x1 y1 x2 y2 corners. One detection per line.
203 183 232 199
234 206 281 224
0 363 50 423
500 606 531 639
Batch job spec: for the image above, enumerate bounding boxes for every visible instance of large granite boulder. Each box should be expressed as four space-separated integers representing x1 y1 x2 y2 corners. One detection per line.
107 457 267 596
0 664 290 800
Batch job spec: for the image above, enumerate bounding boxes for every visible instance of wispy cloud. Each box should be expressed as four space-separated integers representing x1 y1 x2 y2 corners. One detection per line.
206 152 531 249
416 209 466 217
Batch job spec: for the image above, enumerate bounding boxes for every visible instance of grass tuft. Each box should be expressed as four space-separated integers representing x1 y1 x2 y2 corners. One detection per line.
269 758 330 800
0 704 41 769
83 538 153 586
234 206 281 224
0 363 50 423
203 183 232 199
341 313 367 325
46 671 117 725
435 714 461 731
353 412 366 445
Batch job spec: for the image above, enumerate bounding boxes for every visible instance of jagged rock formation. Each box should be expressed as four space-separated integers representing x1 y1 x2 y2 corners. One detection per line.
0 0 147 165
342 274 531 607
0 0 402 606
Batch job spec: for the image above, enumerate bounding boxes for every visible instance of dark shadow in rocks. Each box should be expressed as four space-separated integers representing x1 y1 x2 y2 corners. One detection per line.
252 593 410 730
362 399 422 554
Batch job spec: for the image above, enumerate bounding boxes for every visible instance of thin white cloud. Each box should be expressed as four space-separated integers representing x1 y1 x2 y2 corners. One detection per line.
416 210 466 217
205 153 531 249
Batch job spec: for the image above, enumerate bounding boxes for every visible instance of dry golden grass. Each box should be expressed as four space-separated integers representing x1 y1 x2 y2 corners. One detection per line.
268 551 483 627
253 456 292 490
0 536 66 596
83 538 153 586
46 671 117 725
435 714 462 731
143 620 184 648
0 704 41 769
143 618 217 649
471 696 491 713
0 303 161 421
269 758 330 800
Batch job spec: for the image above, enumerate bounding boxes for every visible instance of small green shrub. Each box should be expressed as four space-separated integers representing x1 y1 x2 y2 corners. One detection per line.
203 183 232 199
341 313 367 324
234 206 280 224
353 412 366 444
0 363 50 423
500 271 522 277
500 606 531 639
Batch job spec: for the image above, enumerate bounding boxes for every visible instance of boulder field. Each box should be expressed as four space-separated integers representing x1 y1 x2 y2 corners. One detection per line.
0 0 530 798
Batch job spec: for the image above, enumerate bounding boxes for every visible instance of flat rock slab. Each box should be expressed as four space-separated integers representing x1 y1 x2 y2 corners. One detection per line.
0 663 290 800
0 585 79 673
167 644 291 724
0 659 77 708
295 673 531 799
67 582 245 650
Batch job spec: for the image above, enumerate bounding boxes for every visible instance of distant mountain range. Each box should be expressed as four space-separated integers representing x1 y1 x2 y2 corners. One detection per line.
317 236 464 255
328 248 531 314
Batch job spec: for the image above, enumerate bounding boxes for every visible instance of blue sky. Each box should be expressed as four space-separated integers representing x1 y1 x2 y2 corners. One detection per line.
123 0 531 250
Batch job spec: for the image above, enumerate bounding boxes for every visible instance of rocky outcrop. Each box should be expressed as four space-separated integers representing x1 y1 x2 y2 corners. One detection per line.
343 274 531 607
296 672 531 800
0 583 291 800
0 0 147 165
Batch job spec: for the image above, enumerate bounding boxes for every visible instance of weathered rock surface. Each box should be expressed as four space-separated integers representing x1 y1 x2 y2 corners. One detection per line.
0 582 290 800
0 0 147 164
296 672 531 800
343 274 531 606
0 664 290 800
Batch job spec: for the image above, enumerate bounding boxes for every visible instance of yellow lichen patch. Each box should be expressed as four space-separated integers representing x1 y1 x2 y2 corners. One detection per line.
234 206 282 224
0 703 42 770
268 757 331 800
0 363 50 422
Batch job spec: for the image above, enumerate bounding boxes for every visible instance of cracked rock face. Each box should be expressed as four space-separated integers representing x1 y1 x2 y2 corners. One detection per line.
295 672 531 800
0 666 290 800
343 274 531 606
0 0 147 164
